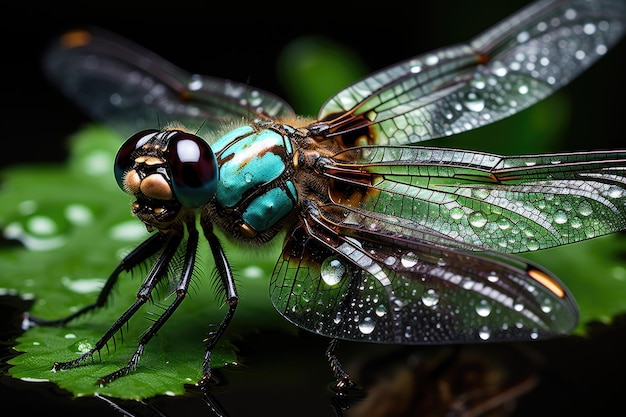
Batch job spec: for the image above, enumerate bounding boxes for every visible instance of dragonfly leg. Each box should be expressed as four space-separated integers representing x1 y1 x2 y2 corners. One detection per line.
97 222 199 385
326 338 360 393
197 221 238 389
22 232 168 329
52 229 184 375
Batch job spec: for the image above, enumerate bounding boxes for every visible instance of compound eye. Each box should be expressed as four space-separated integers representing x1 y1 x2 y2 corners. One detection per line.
167 131 218 208
114 129 159 190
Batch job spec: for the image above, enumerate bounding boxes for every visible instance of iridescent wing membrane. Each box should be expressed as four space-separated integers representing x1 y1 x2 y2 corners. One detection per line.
43 28 296 139
42 0 626 348
271 147 626 343
315 0 626 146
268 0 626 344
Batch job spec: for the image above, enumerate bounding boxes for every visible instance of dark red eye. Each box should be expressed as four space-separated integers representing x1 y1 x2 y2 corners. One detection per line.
114 129 158 190
166 131 218 208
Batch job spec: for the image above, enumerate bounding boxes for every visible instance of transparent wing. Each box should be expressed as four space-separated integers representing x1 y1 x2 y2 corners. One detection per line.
329 146 626 252
42 27 296 139
314 0 626 146
270 145 626 344
270 211 578 344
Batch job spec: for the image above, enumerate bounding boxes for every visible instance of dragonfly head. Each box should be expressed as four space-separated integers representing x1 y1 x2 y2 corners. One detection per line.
114 128 218 229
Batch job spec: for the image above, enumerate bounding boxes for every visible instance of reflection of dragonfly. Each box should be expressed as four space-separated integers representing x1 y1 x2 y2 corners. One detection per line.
28 0 626 389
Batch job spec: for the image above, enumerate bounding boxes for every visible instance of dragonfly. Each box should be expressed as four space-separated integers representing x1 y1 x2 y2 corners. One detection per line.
25 0 626 390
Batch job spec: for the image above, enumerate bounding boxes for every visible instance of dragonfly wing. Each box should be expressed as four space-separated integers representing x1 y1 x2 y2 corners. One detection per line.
43 28 296 140
328 146 626 253
270 208 578 344
269 143 626 343
315 0 626 146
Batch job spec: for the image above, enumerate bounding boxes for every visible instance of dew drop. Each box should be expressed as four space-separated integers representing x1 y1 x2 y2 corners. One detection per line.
475 300 492 317
424 54 439 66
541 298 553 314
421 289 439 307
578 201 593 216
478 326 491 340
516 31 530 43
375 304 387 317
188 77 203 91
333 311 343 324
449 207 464 220
65 204 94 225
496 218 510 230
607 186 623 198
562 200 573 212
491 61 508 77
468 212 487 228
109 220 149 241
3 215 67 251
28 216 58 236
527 240 540 251
471 77 486 89
463 92 485 112
554 210 568 224
570 217 582 228
358 317 376 335
404 325 413 339
70 340 93 354
401 252 419 268
0 288 17 297
321 257 346 286
242 265 264 279
61 277 105 294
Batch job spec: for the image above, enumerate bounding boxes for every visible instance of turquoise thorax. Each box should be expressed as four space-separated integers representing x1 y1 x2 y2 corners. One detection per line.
211 125 297 233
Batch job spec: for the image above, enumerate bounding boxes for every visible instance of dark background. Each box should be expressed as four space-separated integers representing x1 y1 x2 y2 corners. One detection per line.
1 0 624 169
2 1 626 416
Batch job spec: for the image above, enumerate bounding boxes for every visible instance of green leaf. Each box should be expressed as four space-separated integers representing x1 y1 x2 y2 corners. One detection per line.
0 125 289 400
